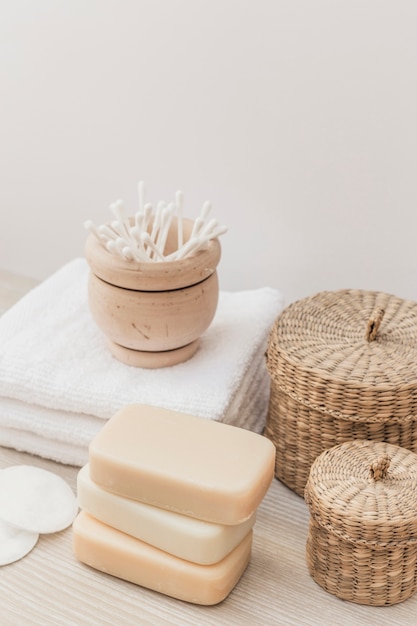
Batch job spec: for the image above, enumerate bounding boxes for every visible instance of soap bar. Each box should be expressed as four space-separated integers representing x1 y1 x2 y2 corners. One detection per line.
78 465 256 564
73 511 252 605
89 404 275 525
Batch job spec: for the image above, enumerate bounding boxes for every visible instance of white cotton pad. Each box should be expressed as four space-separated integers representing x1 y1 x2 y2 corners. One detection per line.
0 519 38 565
0 465 78 534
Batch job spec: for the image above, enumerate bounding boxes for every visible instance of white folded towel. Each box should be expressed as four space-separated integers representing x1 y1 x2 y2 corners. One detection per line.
0 259 283 466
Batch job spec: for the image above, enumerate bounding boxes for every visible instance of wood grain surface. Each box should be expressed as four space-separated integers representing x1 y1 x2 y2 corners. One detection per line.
1 269 416 625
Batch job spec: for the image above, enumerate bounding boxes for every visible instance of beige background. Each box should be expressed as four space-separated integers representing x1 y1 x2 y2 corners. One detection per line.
1 0 416 304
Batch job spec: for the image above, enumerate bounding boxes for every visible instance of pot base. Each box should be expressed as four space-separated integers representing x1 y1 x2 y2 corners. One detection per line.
108 339 200 369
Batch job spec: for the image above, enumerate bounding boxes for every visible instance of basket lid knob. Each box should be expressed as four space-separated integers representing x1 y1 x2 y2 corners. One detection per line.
365 307 385 342
370 455 391 481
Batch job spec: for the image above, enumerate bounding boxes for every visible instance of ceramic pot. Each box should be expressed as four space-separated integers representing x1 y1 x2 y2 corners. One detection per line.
85 217 221 368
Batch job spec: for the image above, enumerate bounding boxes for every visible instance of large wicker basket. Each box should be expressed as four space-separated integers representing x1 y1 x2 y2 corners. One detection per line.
265 289 417 496
304 440 417 606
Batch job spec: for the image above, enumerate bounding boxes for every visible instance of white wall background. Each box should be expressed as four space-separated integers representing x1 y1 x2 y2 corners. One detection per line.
1 0 417 305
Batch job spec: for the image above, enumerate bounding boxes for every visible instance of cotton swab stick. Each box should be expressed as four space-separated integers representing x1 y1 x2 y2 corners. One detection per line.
132 212 144 237
199 218 219 237
190 201 212 238
108 239 134 261
134 211 143 229
98 224 119 242
190 216 205 240
175 190 184 250
207 224 228 239
150 202 164 239
110 220 130 240
110 201 131 240
140 232 166 261
156 204 174 257
147 201 164 258
84 220 103 242
143 203 153 233
200 200 212 222
170 235 204 260
128 226 150 261
110 199 126 222
179 226 227 259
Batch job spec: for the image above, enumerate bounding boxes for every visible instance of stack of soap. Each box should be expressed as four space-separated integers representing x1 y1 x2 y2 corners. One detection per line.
73 404 276 605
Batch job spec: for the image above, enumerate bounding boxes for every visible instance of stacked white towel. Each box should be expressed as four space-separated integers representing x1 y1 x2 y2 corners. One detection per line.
0 259 283 466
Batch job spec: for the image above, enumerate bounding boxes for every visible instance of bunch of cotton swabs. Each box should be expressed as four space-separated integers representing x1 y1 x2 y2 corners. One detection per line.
84 181 227 262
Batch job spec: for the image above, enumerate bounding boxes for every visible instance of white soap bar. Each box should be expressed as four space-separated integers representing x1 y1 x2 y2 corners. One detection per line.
73 511 252 605
89 404 276 525
77 464 256 564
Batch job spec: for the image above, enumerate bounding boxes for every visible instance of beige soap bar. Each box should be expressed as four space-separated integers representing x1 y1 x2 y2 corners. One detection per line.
78 464 256 564
89 404 275 525
73 511 252 605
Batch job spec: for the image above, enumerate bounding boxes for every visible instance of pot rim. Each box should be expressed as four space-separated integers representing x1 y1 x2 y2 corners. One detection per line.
85 217 221 291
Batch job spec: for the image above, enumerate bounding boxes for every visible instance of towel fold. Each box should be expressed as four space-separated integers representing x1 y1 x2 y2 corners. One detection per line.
0 259 283 466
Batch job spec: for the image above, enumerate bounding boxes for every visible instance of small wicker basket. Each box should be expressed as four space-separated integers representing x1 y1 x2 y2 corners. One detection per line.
304 440 417 606
265 289 417 496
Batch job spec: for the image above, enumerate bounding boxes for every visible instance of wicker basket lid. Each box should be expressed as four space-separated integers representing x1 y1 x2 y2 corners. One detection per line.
304 440 417 546
266 289 417 422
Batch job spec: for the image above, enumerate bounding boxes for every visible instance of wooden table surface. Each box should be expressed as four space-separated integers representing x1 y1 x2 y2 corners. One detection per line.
1 268 416 625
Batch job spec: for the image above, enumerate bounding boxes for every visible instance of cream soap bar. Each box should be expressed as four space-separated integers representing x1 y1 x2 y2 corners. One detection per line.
77 464 256 564
89 404 276 525
73 511 252 605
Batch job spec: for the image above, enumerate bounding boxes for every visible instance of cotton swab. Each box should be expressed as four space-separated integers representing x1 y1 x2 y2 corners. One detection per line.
143 203 153 232
122 246 135 260
98 224 119 242
110 220 130 240
207 224 228 239
199 218 219 236
115 238 131 259
190 202 212 238
84 220 102 243
140 232 166 261
156 204 174 258
150 202 164 238
200 200 212 222
85 182 226 263
106 240 117 255
148 201 164 258
129 226 150 261
109 199 127 223
175 190 184 250
132 212 144 237
170 235 204 260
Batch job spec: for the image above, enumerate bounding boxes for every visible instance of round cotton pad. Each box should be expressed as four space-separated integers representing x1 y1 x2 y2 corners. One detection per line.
0 519 38 566
0 465 78 534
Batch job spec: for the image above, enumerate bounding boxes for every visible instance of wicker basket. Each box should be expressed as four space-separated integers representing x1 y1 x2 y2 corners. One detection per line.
304 440 417 606
265 289 417 496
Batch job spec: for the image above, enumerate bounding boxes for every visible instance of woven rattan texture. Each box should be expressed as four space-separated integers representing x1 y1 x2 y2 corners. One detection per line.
304 440 417 606
265 289 417 496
